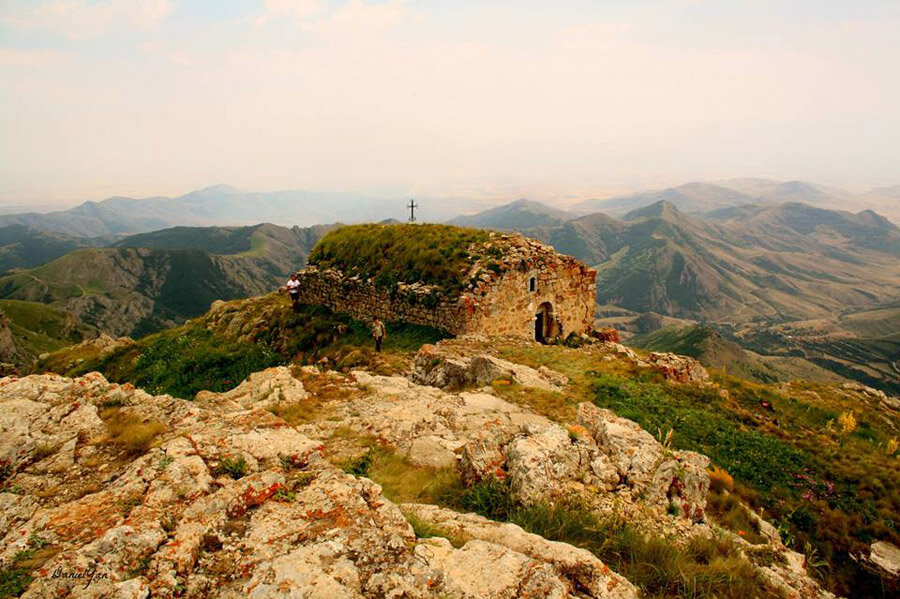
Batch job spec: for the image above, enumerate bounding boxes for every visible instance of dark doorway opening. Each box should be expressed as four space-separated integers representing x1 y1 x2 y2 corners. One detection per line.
535 302 554 343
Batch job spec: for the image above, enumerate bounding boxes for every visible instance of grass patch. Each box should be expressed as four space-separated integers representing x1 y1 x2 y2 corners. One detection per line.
588 369 900 597
99 408 165 455
448 477 783 599
403 511 470 548
336 444 465 506
38 296 447 397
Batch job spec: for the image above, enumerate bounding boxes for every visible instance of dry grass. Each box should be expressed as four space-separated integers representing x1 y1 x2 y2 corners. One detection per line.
706 487 768 545
99 407 165 455
364 448 464 505
490 381 577 422
31 442 59 461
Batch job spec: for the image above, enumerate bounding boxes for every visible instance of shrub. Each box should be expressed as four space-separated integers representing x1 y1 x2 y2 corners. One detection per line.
403 512 469 548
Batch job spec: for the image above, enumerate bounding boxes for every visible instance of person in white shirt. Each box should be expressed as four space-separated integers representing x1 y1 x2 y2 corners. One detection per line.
286 273 301 312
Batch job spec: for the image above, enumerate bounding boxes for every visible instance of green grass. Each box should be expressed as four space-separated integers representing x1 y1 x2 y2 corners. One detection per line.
81 327 282 399
39 297 447 399
446 477 784 599
308 223 493 292
0 299 92 358
589 370 900 597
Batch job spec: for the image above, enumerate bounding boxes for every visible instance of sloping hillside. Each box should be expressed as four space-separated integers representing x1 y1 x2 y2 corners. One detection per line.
0 223 334 337
30 295 900 597
449 198 573 230
0 225 105 273
0 299 94 366
628 324 848 385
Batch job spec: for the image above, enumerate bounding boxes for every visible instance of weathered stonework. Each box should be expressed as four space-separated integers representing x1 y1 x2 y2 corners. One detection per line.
294 233 596 340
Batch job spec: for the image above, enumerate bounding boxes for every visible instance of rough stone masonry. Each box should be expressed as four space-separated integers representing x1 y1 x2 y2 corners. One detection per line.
293 233 597 341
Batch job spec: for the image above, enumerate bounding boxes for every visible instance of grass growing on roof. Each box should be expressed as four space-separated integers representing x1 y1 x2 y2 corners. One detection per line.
308 223 493 291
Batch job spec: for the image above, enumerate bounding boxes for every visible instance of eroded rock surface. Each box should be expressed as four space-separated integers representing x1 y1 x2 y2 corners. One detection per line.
413 343 566 391
0 372 632 599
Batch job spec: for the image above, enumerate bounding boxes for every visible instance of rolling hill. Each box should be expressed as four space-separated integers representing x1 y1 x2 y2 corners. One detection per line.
0 299 95 367
0 222 334 337
0 225 108 273
449 198 573 229
480 199 900 323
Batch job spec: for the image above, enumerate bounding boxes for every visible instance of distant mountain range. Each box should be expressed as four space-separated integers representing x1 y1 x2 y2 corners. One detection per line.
0 223 332 337
0 185 473 237
567 179 895 220
473 198 900 322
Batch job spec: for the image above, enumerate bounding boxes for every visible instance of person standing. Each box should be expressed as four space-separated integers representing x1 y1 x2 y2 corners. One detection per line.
286 273 301 312
372 317 386 352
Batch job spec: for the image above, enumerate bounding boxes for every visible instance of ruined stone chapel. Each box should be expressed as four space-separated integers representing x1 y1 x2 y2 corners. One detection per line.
293 224 596 342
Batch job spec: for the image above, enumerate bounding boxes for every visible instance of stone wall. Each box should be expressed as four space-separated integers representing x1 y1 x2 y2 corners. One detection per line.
464 259 596 339
460 237 596 339
295 235 596 340
293 266 471 334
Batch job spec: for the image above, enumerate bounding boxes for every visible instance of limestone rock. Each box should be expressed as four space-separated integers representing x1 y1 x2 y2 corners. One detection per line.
505 425 599 503
1 370 643 599
869 540 900 579
647 352 710 384
402 504 638 598
195 366 308 410
413 343 564 391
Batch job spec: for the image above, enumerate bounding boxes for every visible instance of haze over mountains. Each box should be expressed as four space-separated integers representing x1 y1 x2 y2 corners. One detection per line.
0 185 472 236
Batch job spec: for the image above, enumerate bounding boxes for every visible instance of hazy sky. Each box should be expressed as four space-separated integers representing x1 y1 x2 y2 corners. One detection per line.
1 0 898 206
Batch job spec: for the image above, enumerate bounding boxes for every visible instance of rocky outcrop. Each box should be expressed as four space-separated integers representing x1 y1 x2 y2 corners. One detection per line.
842 381 899 411
647 352 710 384
401 504 636 598
413 343 566 391
0 371 633 599
71 332 134 357
868 540 900 580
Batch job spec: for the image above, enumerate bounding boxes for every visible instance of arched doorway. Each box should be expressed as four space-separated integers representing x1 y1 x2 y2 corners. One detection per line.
535 301 554 343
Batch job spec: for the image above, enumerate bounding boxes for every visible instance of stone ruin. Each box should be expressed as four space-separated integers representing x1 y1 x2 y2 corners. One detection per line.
293 232 597 342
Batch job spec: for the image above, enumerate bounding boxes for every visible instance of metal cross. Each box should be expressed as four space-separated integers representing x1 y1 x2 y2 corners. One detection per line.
407 199 419 222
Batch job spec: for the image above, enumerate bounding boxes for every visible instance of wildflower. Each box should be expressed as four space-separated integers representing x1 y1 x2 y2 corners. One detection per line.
738 530 746 536
837 410 857 436
887 437 898 456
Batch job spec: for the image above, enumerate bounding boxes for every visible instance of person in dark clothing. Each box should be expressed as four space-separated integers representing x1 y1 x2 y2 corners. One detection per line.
372 317 386 352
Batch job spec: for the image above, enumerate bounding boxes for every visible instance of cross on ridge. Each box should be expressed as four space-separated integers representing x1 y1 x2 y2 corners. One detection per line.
407 199 419 222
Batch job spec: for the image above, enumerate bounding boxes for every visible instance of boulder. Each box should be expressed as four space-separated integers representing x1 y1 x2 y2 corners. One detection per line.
413 344 564 391
647 352 710 384
869 540 900 579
